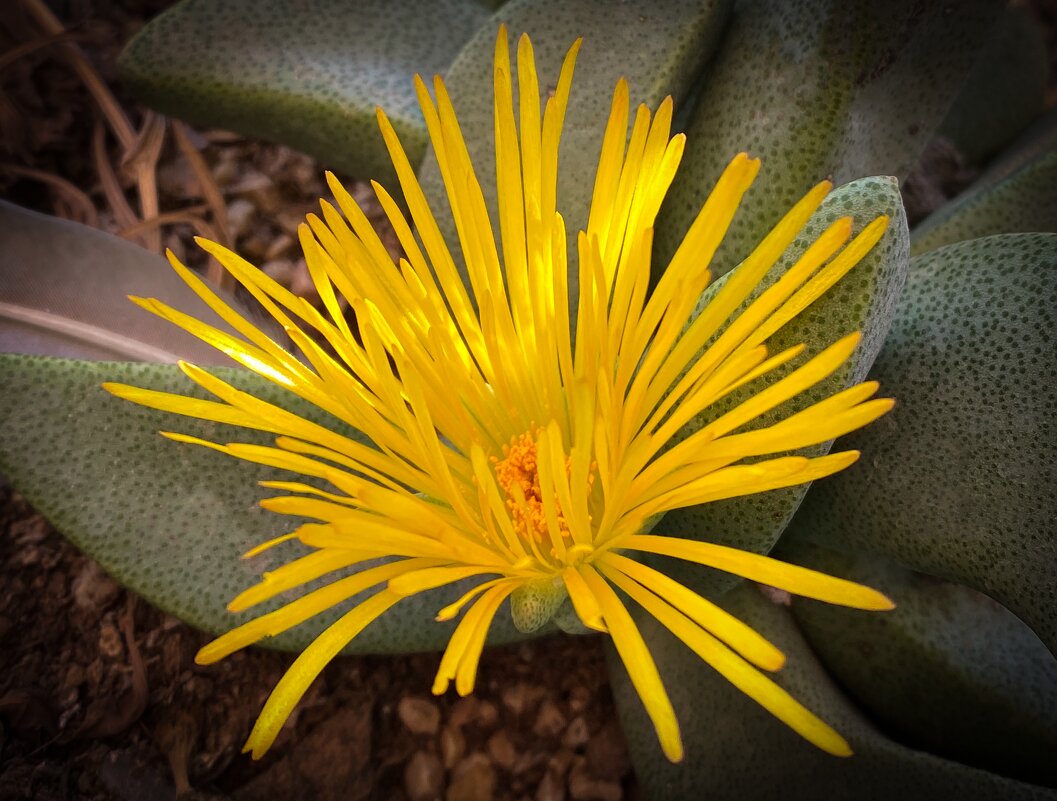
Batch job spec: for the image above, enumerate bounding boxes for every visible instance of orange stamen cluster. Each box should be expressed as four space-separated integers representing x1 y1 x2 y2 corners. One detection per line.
493 431 571 546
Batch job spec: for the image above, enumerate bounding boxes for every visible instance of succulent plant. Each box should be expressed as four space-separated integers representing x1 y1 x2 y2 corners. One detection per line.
1 0 1055 797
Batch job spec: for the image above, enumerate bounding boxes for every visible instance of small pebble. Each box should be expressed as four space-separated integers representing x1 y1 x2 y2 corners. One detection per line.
398 696 442 736
535 766 566 801
260 259 296 287
486 729 516 770
98 619 123 660
288 259 320 302
502 683 544 717
64 663 85 690
535 752 574 801
245 183 283 215
225 198 256 239
264 232 295 260
72 561 120 612
446 753 495 801
276 208 306 236
449 696 479 729
562 716 590 750
567 685 591 714
585 723 630 782
476 700 499 730
569 758 621 801
404 750 445 801
440 724 466 770
533 700 567 739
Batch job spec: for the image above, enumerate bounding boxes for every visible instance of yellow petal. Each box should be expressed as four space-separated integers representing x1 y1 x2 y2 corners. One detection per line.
196 558 442 664
388 565 502 596
243 589 401 758
432 582 514 695
561 566 607 633
619 535 895 611
578 564 683 762
598 552 784 671
227 547 363 612
454 582 515 695
603 564 852 757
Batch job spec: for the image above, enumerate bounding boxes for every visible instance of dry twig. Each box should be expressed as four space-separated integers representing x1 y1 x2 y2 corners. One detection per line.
0 30 87 73
0 162 99 226
92 118 139 232
117 205 220 246
20 0 162 251
172 122 236 289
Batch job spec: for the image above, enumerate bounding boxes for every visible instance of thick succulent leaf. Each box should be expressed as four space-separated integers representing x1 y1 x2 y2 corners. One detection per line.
654 0 1002 276
651 177 907 593
937 5 1046 165
0 201 271 364
783 541 1057 787
912 110 1057 256
118 0 490 181
416 0 733 305
790 234 1057 654
0 356 547 653
608 583 1057 801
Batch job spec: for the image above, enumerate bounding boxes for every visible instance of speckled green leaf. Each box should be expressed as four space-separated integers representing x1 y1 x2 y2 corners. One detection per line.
0 201 272 364
0 356 547 654
416 0 733 305
609 583 1057 801
655 0 1001 277
651 177 907 593
912 110 1057 256
790 234 1057 654
783 542 1057 787
118 0 490 181
937 5 1046 165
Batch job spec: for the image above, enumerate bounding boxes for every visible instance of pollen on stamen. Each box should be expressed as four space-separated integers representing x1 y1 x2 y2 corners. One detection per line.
492 430 571 551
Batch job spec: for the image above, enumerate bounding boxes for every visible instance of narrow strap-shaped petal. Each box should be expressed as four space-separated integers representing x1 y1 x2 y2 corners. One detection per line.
432 582 513 694
601 564 852 756
454 582 516 695
227 547 365 612
561 566 607 632
242 589 402 758
578 564 683 762
388 564 506 596
197 559 440 664
103 383 260 430
435 577 519 622
598 552 784 671
616 535 894 610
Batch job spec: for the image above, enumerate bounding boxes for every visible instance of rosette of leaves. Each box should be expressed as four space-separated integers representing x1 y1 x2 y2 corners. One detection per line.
1 0 1055 798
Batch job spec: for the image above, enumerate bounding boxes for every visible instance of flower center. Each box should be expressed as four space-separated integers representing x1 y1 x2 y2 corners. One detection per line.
492 431 571 548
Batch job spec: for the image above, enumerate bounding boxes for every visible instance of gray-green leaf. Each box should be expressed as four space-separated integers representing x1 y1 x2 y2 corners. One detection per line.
790 233 1057 655
783 541 1057 787
0 201 265 364
936 5 1046 165
654 0 1002 277
118 0 491 181
609 583 1057 801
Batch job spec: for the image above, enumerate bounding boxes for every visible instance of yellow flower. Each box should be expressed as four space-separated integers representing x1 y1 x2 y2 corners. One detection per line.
105 27 895 763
